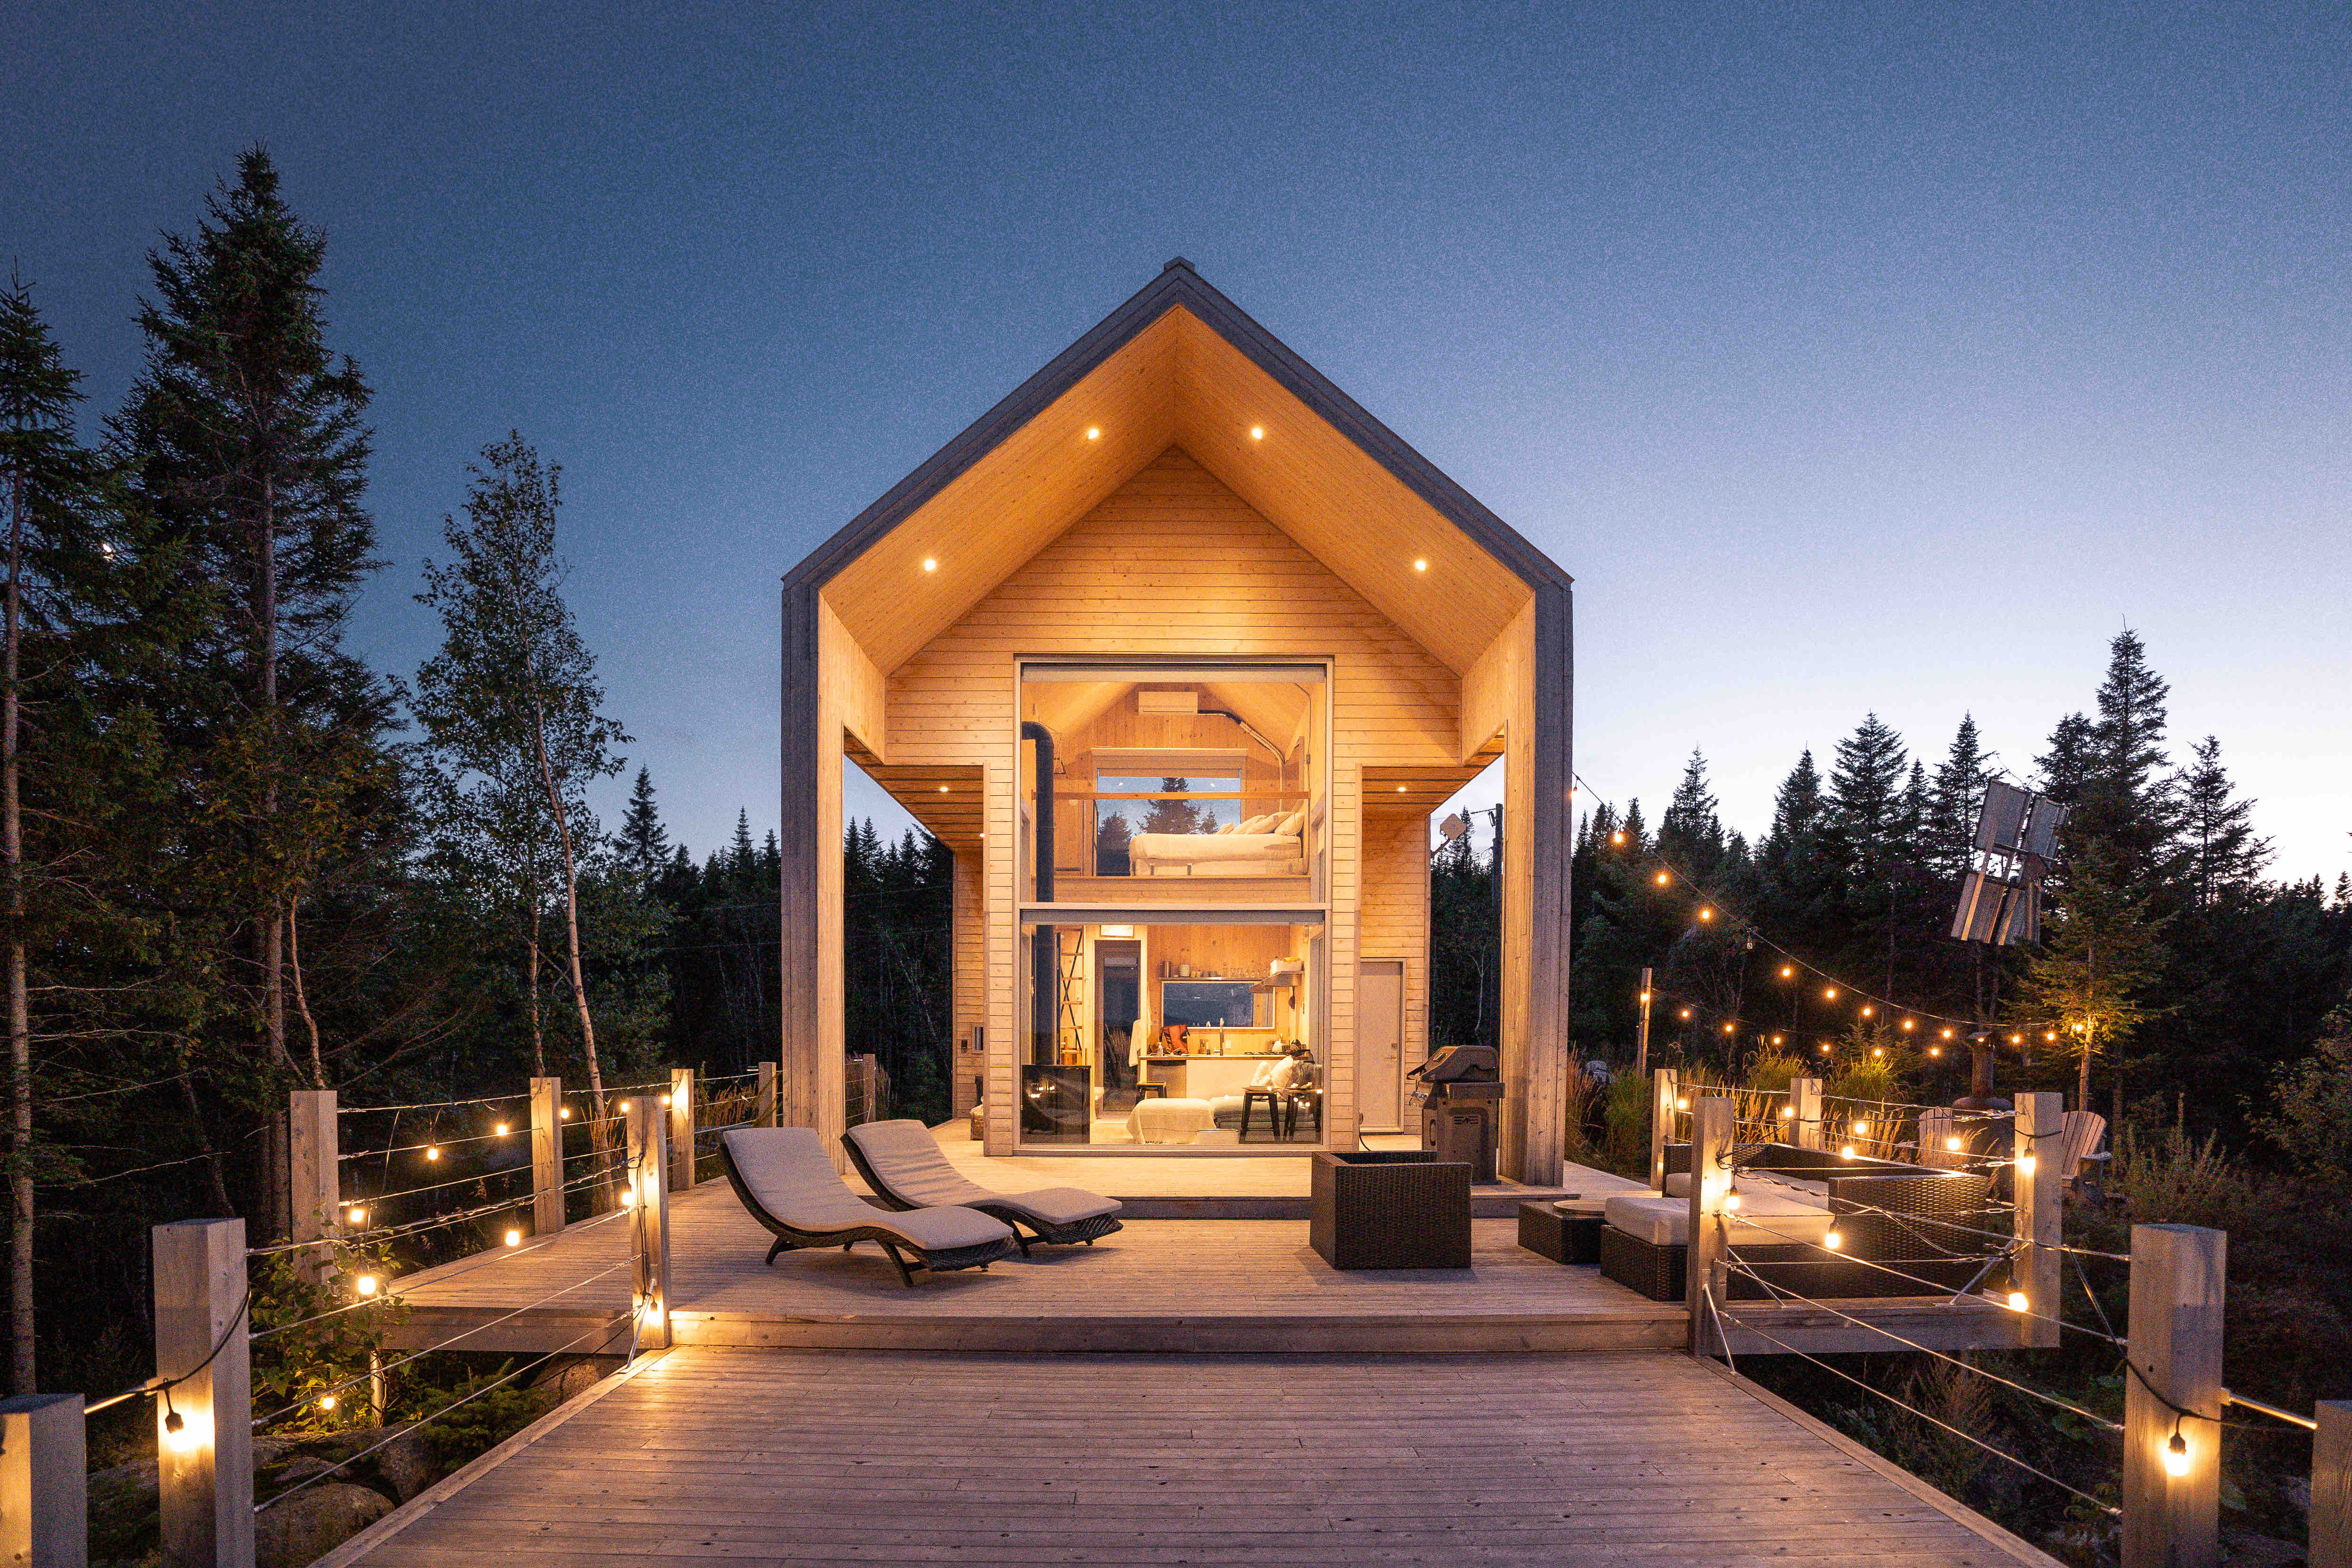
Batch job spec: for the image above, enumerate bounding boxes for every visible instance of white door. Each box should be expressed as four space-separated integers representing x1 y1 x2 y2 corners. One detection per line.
1358 960 1405 1131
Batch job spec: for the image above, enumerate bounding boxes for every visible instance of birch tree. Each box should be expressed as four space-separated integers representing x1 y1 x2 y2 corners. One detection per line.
416 435 627 1110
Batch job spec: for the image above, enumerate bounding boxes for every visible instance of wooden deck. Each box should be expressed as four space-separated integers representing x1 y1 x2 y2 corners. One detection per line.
386 1183 1687 1355
323 1347 2062 1568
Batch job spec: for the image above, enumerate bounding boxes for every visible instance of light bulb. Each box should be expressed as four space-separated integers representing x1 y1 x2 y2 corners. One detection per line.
1724 1193 1742 1211
1901 1019 1915 1031
1824 988 1838 1000
163 1408 196 1451
1675 1097 1690 1111
2018 1155 2038 1177
659 1093 671 1107
1851 1119 1868 1135
1612 831 1625 845
495 1122 510 1136
425 1146 441 1161
1679 1009 1691 1020
1413 558 1428 572
1698 907 1714 921
620 1187 637 1209
1085 426 1100 440
1840 1145 1856 1160
319 1393 338 1411
345 1207 366 1226
505 1228 523 1247
1781 966 1794 979
1945 1136 1962 1152
1249 425 1265 440
1941 1027 1954 1039
1871 1047 1885 1059
1929 1047 1942 1058
1781 1106 1794 1119
560 1106 572 1119
1824 1230 1843 1250
354 1274 380 1297
922 558 938 572
2164 1431 2191 1477
1723 1023 1735 1035
1861 1006 1874 1018
2006 1291 2029 1313
1656 872 1670 885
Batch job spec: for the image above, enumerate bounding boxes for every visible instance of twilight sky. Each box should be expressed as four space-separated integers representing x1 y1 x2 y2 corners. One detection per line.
7 3 2346 881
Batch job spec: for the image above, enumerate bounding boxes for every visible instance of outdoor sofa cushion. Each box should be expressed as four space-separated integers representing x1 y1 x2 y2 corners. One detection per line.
1603 1190 1836 1249
1663 1170 1829 1201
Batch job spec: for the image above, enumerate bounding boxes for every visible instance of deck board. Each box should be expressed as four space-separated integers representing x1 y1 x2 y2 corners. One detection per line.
333 1348 2059 1568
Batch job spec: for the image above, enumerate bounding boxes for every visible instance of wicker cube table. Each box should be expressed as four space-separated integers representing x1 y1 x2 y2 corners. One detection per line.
1309 1151 1472 1269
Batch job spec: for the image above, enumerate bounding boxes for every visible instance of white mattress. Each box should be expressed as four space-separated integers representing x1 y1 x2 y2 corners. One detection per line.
1603 1190 1835 1249
1127 1097 1219 1144
1130 832 1302 875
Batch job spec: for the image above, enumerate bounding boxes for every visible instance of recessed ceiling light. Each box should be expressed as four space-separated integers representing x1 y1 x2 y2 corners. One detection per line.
938 785 949 793
1395 785 1407 793
1085 427 1100 440
922 558 938 572
1249 425 1264 440
1413 559 1428 572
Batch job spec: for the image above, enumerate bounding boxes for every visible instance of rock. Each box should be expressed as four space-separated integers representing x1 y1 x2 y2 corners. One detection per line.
268 1455 337 1486
531 1356 620 1405
254 1480 392 1568
372 1424 437 1502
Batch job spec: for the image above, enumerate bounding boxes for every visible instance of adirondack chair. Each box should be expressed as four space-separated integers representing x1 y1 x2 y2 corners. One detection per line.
2057 1110 2111 1196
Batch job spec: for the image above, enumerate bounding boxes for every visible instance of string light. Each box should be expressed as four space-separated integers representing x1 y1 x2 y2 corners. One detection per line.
1860 1005 1874 1018
1928 1046 1942 1058
1945 1136 1963 1152
345 1206 366 1226
2018 1155 2038 1177
425 1146 441 1161
1780 966 1794 979
1824 1230 1844 1250
1851 1119 1868 1135
1781 1106 1795 1119
495 1122 510 1136
1655 872 1670 886
1722 1022 1735 1035
163 1400 194 1452
2007 1291 2029 1313
1679 1008 1692 1021
504 1228 523 1247
620 1187 637 1210
659 1094 672 1107
1840 1144 1857 1160
1697 906 1714 922
1941 1027 1955 1039
354 1274 380 1297
1612 831 1626 845
1817 1042 1832 1054
560 1106 573 1120
1871 1046 1885 1059
1724 1193 1742 1211
1823 987 1838 1000
1900 1018 1915 1032
1770 1034 1783 1045
2164 1424 2191 1478
318 1393 338 1412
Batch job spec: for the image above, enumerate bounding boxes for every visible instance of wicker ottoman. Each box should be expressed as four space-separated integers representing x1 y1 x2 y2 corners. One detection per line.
1310 1151 1472 1269
1518 1202 1605 1265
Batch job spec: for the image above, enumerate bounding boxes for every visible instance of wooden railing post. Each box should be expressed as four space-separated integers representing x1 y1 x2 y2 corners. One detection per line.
287 1089 337 1284
0 1392 86 1567
756 1062 778 1128
531 1076 564 1237
1685 1095 1734 1357
2012 1092 2062 1349
153 1218 252 1568
1648 1068 1678 1191
1790 1076 1823 1152
2314 1401 2351 1568
2123 1224 2225 1568
668 1067 695 1191
626 1095 672 1351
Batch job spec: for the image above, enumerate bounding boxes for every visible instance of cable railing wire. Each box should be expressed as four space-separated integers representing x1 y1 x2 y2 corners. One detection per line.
338 1092 528 1115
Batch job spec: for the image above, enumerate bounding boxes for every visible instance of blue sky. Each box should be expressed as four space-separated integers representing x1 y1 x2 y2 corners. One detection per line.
7 2 2345 879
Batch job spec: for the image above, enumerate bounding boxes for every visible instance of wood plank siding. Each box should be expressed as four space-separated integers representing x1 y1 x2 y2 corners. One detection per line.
1359 810 1432 1076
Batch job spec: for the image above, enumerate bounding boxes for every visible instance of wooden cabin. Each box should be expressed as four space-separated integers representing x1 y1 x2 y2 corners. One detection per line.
779 260 1577 1183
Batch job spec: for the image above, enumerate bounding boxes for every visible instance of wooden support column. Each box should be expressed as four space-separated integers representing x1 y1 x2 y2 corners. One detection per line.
0 1392 85 1568
756 1062 778 1127
287 1090 337 1284
1685 1096 1733 1357
626 1096 672 1351
669 1067 695 1191
2123 1224 2225 1568
1790 1076 1824 1153
153 1219 252 1568
530 1077 563 1237
2314 1401 2352 1568
1648 1068 1678 1192
2013 1092 2062 1349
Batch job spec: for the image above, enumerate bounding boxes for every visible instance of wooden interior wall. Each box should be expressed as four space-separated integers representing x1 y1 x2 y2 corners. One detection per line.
1142 925 1295 980
950 851 984 1119
1359 812 1431 1074
885 449 1460 1153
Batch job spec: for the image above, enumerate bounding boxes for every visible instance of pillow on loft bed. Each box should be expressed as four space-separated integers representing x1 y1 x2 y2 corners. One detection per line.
1275 809 1305 835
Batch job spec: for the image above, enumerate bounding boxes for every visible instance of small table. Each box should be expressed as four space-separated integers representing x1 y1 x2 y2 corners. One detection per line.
1134 1083 1168 1100
1239 1087 1284 1140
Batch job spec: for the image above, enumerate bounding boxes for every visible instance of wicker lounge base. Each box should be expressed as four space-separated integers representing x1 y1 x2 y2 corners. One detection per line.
1599 1227 1993 1303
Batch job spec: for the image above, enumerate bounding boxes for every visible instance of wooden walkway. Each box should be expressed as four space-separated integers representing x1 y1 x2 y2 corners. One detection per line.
325 1348 2060 1568
386 1187 1687 1354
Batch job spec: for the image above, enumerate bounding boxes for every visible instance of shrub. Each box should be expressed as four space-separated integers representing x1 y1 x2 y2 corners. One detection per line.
2110 1125 2253 1231
2253 1005 2352 1187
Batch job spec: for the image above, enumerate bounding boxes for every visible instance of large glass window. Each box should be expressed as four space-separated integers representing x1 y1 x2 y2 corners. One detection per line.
1018 664 1326 899
1017 919 1324 1149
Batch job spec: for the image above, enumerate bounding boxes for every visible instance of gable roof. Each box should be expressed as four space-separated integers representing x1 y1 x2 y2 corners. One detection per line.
791 260 1568 676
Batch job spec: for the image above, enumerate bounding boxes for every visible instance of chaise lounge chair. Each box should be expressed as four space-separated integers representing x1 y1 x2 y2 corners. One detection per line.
841 1119 1125 1255
718 1127 1018 1286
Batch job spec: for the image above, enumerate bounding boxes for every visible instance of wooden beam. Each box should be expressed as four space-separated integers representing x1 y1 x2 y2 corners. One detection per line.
1686 1096 1733 1356
153 1218 252 1568
288 1089 337 1284
1790 1076 1824 1153
2123 1224 2225 1568
2013 1092 2062 1349
756 1063 777 1129
531 1077 563 1237
1649 1068 1678 1192
1458 602 1524 766
626 1097 672 1352
0 1393 85 1568
2315 1401 2352 1568
821 597 887 764
669 1068 695 1192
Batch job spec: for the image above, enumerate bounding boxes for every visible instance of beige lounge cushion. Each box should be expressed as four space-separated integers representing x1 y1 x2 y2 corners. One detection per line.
1662 1170 1829 1202
1603 1191 1836 1249
722 1128 1011 1252
843 1120 1121 1228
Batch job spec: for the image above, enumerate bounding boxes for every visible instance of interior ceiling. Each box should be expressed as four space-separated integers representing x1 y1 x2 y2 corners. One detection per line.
820 305 1533 676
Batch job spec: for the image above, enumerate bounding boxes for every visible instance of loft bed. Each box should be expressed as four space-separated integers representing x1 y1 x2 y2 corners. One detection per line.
1130 807 1307 877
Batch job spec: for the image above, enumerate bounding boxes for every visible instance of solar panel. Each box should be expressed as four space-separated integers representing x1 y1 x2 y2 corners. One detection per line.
1973 781 2031 854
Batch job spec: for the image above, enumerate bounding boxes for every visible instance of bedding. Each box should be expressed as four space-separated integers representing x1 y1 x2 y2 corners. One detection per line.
1130 830 1303 876
1127 1097 1220 1144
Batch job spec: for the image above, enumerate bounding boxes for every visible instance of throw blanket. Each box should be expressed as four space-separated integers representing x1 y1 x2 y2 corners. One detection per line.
1127 1097 1219 1144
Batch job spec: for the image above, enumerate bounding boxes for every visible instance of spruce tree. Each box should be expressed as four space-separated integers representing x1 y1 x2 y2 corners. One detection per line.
618 766 670 881
1826 713 1910 876
2177 736 2269 908
1926 715 1990 881
1659 748 1724 873
113 146 385 1086
2077 629 2180 890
